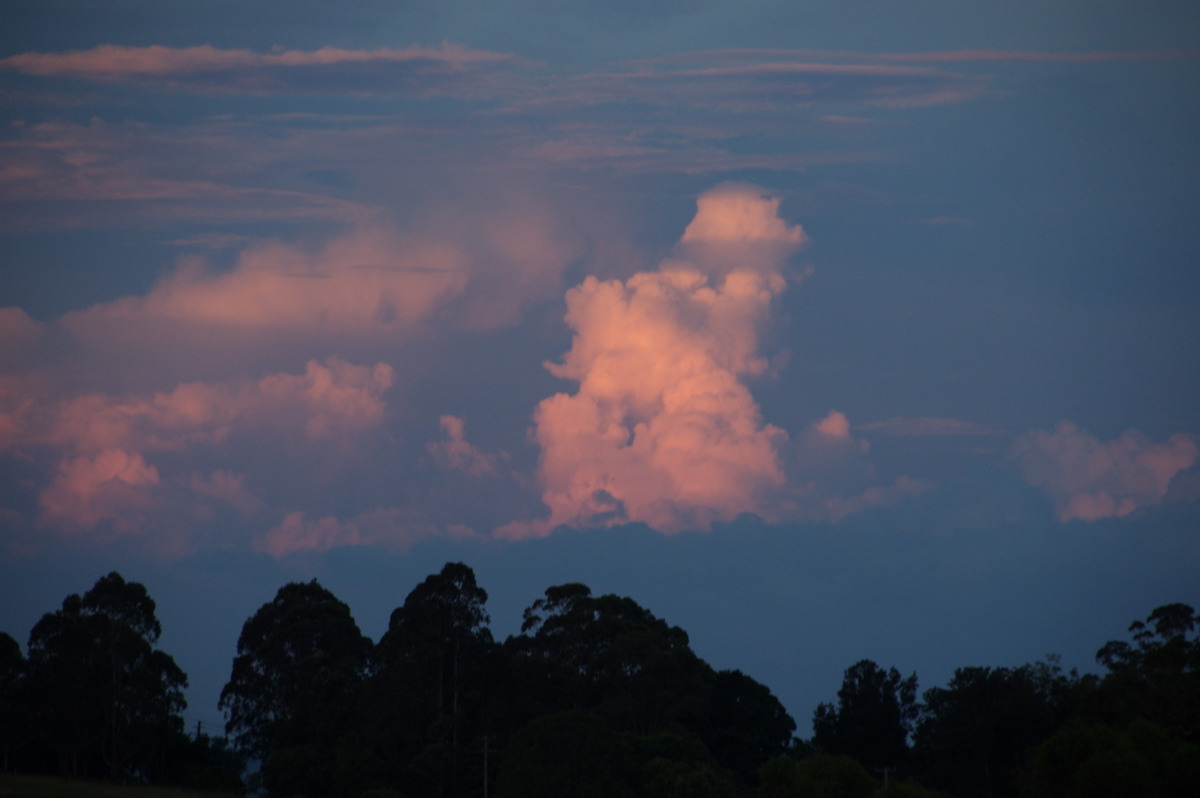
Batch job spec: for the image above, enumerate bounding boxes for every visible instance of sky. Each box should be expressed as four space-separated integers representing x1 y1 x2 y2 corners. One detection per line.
2 0 1199 738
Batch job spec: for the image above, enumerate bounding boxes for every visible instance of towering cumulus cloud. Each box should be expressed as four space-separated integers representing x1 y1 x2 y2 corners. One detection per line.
499 184 805 538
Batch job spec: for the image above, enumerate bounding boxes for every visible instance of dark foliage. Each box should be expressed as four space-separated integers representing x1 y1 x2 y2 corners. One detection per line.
912 660 1082 797
1 572 239 790
220 579 372 797
6 569 1193 798
812 659 918 775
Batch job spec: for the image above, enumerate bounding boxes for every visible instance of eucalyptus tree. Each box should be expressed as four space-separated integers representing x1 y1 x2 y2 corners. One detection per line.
220 579 372 797
371 562 496 797
812 659 918 776
24 572 187 780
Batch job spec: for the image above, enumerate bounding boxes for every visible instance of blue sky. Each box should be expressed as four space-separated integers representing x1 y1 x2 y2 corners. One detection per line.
2 0 1199 736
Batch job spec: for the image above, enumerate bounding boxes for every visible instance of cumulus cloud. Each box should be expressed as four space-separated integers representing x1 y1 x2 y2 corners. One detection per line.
3 357 394 542
1013 421 1198 522
498 184 804 538
38 448 160 534
12 357 394 456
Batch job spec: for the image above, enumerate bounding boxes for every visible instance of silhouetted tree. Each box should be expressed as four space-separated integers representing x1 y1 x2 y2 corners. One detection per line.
812 659 918 776
23 572 187 781
1091 602 1199 741
509 583 712 735
220 579 371 797
371 562 496 797
704 669 796 786
0 631 24 773
913 660 1081 797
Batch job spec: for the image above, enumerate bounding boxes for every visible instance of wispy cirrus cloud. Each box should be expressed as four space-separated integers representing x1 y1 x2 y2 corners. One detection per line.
869 48 1200 64
532 52 987 113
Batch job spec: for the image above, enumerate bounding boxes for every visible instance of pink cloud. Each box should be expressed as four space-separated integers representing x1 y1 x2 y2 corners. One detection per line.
13 357 394 456
57 208 580 345
429 415 503 477
813 410 852 439
255 511 364 559
1012 421 1198 522
254 507 479 559
498 184 804 538
68 228 470 334
5 357 393 541
38 448 160 534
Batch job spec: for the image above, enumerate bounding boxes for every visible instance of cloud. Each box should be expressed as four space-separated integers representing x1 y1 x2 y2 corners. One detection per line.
871 49 1200 64
813 410 852 439
429 415 504 477
3 357 394 543
256 511 363 559
498 184 804 538
14 357 395 456
551 52 986 112
67 229 470 335
38 448 160 534
0 43 517 95
254 507 479 559
1012 421 1198 522
56 204 580 351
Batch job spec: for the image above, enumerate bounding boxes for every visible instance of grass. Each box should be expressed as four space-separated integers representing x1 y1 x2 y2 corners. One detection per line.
0 774 239 798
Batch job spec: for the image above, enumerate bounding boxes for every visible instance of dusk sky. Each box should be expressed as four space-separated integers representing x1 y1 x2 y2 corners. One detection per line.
2 0 1199 738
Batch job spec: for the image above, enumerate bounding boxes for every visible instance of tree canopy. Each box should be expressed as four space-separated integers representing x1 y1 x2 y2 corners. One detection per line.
3 570 1194 798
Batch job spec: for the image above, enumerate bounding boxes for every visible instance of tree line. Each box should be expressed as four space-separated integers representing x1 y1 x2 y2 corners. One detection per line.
1 564 1197 798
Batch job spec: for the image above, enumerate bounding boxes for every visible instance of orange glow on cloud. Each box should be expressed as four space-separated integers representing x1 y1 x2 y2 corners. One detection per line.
1013 421 1197 522
498 184 804 538
72 229 470 333
2 358 394 542
38 448 160 533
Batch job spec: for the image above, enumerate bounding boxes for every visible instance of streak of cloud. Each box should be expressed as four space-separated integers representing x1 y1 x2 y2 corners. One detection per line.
0 43 519 95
